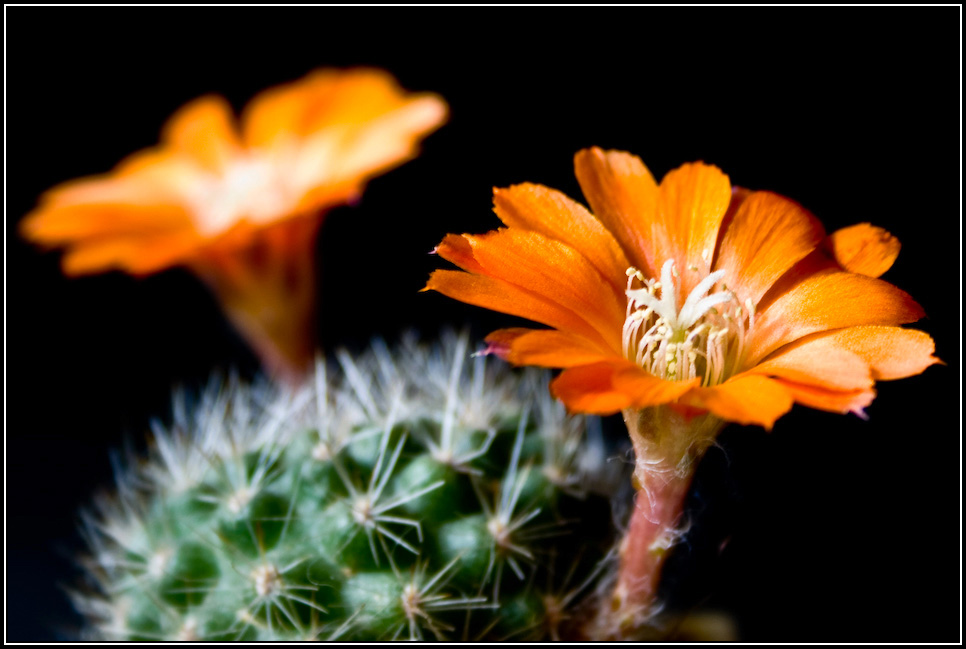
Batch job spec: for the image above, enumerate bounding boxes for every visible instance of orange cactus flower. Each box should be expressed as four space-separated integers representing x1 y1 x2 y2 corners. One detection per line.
425 147 940 632
426 147 938 430
22 68 447 379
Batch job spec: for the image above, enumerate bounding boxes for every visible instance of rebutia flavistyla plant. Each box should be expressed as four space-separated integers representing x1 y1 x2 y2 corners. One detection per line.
70 332 632 641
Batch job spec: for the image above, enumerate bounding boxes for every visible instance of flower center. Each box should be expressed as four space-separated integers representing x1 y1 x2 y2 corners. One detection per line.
188 154 295 236
622 260 754 386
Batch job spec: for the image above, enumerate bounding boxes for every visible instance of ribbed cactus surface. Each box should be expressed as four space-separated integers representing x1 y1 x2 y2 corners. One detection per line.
72 332 622 640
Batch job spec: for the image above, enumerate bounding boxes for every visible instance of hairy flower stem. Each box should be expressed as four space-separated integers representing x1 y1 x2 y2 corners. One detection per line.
607 406 723 637
192 214 322 383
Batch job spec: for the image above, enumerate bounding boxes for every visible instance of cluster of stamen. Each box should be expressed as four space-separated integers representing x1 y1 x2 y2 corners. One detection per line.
622 260 755 386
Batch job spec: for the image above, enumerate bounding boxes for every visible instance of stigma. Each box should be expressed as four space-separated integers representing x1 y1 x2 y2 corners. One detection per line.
622 260 754 385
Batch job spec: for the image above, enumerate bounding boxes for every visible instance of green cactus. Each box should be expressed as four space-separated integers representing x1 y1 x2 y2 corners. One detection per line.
71 331 624 640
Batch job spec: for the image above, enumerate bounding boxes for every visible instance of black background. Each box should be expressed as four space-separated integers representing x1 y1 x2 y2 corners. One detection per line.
6 7 960 642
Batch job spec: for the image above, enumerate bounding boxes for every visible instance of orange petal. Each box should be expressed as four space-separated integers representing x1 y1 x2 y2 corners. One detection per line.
293 177 363 216
785 325 940 381
293 69 416 131
242 68 444 148
21 199 192 243
299 96 446 189
36 152 199 210
714 191 825 307
243 69 384 145
747 271 926 367
574 147 664 278
241 77 308 148
756 248 840 315
252 94 444 206
61 232 202 276
550 360 699 415
460 229 627 351
747 336 873 391
774 379 876 417
114 147 180 177
480 327 528 358
656 161 732 297
493 183 629 295
683 375 793 430
423 270 611 349
434 233 486 274
483 328 614 368
713 186 753 253
824 223 900 278
161 96 241 172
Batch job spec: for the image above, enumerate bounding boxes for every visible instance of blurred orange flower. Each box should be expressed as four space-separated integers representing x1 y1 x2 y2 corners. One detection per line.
23 68 447 378
426 147 939 430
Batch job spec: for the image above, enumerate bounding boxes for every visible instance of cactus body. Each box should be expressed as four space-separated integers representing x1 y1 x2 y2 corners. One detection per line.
72 332 622 640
